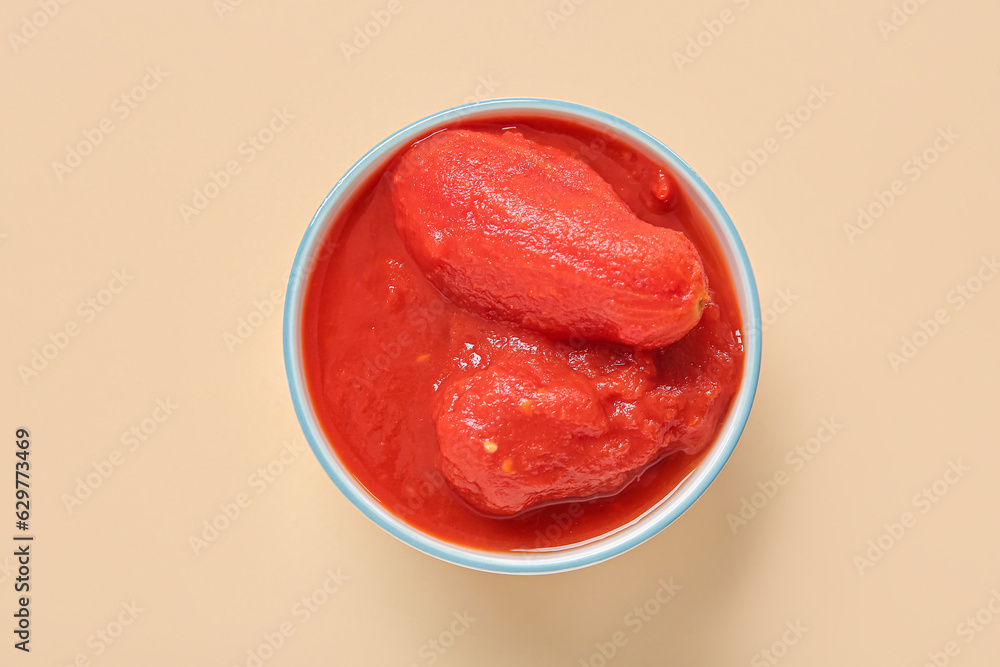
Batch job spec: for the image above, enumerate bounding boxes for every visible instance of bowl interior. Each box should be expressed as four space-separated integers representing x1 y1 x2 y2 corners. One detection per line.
283 98 761 574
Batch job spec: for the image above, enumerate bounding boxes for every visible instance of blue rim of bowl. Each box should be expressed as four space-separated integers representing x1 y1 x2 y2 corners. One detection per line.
283 98 762 575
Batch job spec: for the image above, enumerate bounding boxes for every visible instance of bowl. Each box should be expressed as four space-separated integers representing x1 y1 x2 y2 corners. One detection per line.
283 98 761 574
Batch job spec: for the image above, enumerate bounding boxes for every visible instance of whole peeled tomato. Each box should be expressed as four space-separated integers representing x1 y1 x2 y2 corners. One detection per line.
432 304 739 515
390 128 709 349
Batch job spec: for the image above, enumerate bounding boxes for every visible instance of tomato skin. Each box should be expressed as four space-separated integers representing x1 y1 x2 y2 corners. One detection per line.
391 129 709 349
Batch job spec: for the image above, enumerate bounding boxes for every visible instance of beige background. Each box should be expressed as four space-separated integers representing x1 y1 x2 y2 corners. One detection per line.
2 0 999 664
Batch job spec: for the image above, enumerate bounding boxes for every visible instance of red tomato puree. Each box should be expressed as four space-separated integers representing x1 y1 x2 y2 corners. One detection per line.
301 116 744 551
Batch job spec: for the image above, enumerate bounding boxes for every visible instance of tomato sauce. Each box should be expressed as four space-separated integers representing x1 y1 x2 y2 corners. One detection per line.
301 116 744 551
